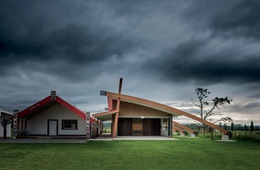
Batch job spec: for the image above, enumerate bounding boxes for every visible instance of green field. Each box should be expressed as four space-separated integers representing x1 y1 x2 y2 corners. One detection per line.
1 137 259 170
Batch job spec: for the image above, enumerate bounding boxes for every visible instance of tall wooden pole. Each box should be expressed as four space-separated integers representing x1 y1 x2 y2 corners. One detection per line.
118 78 123 94
113 78 123 138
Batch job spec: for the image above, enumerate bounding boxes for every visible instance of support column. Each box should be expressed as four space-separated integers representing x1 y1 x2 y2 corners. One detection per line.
168 117 172 137
112 78 123 138
21 118 24 129
113 112 119 138
25 118 27 129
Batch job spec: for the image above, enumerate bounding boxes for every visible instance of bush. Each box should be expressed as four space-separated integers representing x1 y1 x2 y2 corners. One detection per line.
193 131 199 136
227 131 233 138
183 131 188 136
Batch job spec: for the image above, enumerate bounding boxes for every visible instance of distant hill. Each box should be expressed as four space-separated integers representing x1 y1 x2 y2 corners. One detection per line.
103 122 111 129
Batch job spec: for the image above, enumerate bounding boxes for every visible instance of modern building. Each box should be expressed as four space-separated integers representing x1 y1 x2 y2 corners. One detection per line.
93 79 228 138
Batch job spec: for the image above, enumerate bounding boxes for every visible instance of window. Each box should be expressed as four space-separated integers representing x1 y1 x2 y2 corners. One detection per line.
62 120 77 130
163 118 168 131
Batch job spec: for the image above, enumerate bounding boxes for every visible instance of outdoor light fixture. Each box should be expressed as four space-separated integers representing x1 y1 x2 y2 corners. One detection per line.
141 116 145 119
100 90 107 96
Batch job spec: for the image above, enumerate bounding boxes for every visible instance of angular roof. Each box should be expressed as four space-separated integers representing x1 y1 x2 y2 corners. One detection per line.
92 110 119 121
93 91 228 134
18 95 87 120
93 91 182 121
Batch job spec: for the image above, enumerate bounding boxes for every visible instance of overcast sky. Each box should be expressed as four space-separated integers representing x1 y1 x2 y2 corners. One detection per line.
1 0 260 125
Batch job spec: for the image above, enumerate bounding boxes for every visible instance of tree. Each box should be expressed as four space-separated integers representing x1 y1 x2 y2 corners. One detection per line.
250 121 254 132
223 123 227 130
231 122 234 131
192 88 233 134
244 124 247 131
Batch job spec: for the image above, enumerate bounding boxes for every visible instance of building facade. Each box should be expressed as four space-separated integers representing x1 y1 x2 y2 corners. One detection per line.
17 92 97 137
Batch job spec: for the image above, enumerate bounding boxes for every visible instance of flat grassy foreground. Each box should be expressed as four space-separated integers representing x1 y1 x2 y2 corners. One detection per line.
0 137 259 170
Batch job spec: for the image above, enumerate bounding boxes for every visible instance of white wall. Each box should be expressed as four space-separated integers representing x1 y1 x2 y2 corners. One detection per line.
27 104 86 135
0 124 12 137
0 114 12 137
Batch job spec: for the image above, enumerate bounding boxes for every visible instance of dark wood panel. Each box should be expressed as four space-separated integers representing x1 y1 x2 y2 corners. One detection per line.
118 118 132 136
142 119 160 136
142 119 151 136
151 119 160 136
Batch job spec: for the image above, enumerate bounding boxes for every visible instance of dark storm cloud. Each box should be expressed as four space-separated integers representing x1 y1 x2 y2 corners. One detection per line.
0 0 141 81
145 38 260 85
230 102 260 115
248 93 260 99
143 0 260 86
210 0 260 40
0 0 259 125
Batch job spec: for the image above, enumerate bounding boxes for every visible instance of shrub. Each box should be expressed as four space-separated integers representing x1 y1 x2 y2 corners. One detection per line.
193 131 199 136
183 131 188 136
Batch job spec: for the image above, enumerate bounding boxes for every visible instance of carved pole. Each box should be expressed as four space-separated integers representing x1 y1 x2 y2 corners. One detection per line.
13 110 19 139
86 112 90 140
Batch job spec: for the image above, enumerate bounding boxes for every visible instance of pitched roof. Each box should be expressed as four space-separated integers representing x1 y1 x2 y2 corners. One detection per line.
0 109 13 116
18 95 87 120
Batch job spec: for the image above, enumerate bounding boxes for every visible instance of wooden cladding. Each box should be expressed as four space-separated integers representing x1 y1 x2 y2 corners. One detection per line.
118 118 132 136
120 101 170 117
118 118 160 136
142 119 160 136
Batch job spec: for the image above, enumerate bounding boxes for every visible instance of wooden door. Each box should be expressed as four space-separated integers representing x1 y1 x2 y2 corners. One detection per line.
151 119 160 136
118 118 132 136
142 119 160 136
48 120 58 136
142 119 151 136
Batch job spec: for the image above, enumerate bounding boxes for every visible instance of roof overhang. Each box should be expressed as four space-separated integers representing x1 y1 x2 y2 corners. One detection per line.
106 92 181 117
18 95 86 120
92 110 119 121
0 109 13 117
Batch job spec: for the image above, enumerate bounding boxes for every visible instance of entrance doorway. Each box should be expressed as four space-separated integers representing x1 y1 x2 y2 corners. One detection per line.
117 118 161 136
142 119 160 136
48 120 58 136
118 118 132 136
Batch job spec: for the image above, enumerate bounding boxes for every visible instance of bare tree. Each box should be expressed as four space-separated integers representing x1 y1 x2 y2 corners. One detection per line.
192 88 233 134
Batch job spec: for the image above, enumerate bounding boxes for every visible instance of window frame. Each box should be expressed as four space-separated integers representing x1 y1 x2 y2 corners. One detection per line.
163 118 168 131
62 119 78 130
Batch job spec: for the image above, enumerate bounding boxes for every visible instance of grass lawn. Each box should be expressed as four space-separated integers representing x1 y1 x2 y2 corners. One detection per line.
0 137 259 170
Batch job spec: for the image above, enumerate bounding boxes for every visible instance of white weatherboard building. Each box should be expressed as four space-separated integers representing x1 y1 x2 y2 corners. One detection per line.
17 92 95 137
0 109 13 138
